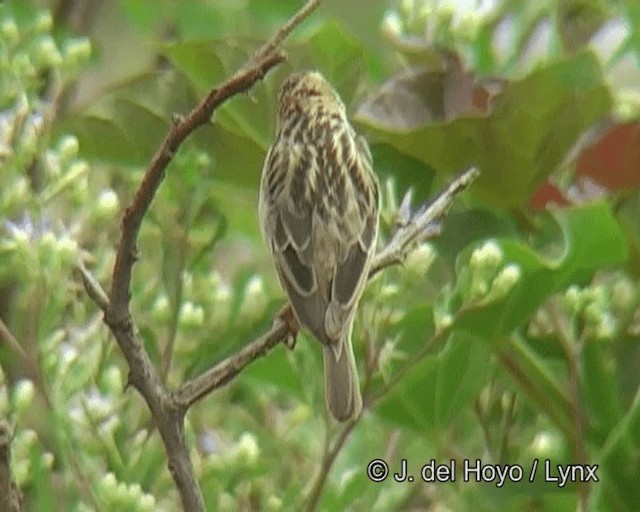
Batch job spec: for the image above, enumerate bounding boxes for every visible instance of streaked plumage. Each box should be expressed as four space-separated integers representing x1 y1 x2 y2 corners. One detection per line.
259 71 379 422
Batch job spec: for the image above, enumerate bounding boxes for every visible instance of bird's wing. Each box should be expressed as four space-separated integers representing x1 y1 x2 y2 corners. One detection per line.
325 135 379 345
261 141 332 343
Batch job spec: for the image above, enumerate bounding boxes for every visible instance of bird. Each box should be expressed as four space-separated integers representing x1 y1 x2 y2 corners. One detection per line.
259 71 380 422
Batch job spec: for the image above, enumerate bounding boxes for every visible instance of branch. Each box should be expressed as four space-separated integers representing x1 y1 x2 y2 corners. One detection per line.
177 167 480 406
108 50 286 324
254 0 321 61
370 166 480 276
76 260 109 313
175 318 289 408
0 421 21 512
79 1 324 511
0 317 52 409
304 421 357 512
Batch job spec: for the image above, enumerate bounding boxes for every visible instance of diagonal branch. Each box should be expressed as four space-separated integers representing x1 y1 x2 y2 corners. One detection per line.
106 3 327 327
370 166 480 276
108 51 285 325
176 318 289 408
176 167 480 407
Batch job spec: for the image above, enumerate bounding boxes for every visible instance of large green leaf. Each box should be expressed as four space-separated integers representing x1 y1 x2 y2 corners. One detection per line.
61 71 194 166
357 51 611 208
377 330 491 431
594 390 640 512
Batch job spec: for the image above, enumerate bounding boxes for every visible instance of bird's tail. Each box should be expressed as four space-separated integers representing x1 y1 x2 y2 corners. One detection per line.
323 336 362 422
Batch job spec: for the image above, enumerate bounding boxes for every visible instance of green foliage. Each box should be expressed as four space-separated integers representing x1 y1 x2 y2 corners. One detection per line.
1 0 639 511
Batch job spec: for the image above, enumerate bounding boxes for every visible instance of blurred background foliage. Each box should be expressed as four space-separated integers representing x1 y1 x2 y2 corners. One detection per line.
1 0 639 510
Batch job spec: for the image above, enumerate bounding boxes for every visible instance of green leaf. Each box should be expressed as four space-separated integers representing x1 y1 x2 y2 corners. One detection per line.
370 143 436 203
357 51 611 208
161 41 227 92
377 330 491 431
244 343 305 398
594 390 640 512
433 331 492 425
307 20 367 98
62 71 193 166
552 202 629 279
456 202 627 338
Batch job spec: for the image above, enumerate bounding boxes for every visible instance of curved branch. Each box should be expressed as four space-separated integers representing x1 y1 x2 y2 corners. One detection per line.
80 1 325 511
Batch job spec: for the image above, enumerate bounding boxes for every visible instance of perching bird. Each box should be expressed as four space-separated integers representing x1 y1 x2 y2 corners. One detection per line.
259 71 380 422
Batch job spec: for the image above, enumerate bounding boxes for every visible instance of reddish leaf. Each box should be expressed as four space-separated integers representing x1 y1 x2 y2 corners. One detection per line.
529 181 571 209
576 121 640 190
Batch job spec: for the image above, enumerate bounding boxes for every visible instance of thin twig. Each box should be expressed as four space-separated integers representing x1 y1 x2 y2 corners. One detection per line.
254 0 321 61
0 316 52 408
370 166 480 277
175 318 289 408
549 304 589 511
304 421 358 512
75 261 109 313
0 317 31 364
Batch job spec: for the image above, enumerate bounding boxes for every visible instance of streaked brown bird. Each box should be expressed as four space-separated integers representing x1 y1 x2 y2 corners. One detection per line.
259 71 380 422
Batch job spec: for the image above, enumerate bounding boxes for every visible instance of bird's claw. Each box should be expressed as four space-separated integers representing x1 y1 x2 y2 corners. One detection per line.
277 304 299 350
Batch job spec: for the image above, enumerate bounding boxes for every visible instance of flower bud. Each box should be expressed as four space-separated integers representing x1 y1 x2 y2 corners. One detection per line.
487 263 521 300
100 366 123 395
179 301 205 329
96 189 120 219
57 235 79 266
238 275 267 322
57 135 79 162
34 12 53 33
33 35 63 67
63 37 92 66
470 240 503 273
382 11 403 39
404 242 436 277
12 379 35 412
1 18 19 46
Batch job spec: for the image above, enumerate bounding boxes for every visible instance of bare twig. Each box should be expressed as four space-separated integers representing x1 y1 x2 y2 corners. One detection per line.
370 166 480 277
175 318 289 408
254 0 321 61
0 317 52 408
304 421 357 512
75 261 109 313
0 317 31 365
549 304 589 511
